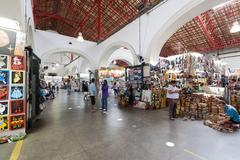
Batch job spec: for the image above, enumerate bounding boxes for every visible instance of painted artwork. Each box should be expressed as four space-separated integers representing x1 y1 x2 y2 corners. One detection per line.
0 70 9 85
10 115 24 130
11 56 24 70
0 28 16 55
0 101 8 115
10 86 23 100
0 55 9 69
10 100 24 115
0 86 8 100
11 71 23 84
0 115 9 131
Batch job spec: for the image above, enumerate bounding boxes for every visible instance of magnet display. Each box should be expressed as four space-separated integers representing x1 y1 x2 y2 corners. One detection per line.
10 114 24 130
10 100 24 115
11 56 24 70
11 71 24 84
10 86 23 100
0 101 8 115
0 115 9 131
0 86 8 100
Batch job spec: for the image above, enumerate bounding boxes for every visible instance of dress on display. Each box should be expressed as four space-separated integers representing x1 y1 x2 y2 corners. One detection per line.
11 88 23 99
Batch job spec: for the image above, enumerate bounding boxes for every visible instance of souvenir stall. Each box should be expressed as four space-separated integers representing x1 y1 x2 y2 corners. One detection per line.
98 67 125 85
0 25 27 137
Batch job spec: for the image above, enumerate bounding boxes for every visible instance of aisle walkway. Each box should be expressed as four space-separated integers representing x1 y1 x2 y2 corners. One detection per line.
5 91 240 160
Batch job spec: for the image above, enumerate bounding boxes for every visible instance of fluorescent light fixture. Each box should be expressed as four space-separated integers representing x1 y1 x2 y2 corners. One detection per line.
0 17 20 31
212 0 233 10
68 107 72 110
55 63 59 66
77 32 84 42
230 21 240 33
52 67 56 70
117 118 123 121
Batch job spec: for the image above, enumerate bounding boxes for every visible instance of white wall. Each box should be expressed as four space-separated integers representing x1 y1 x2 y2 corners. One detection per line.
29 0 227 69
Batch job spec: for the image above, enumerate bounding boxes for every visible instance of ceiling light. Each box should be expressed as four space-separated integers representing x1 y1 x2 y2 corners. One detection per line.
230 21 240 33
0 17 20 31
77 32 84 42
52 67 56 70
113 60 117 65
55 63 59 66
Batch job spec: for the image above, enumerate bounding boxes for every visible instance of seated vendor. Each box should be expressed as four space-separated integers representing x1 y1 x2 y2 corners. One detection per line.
219 101 240 123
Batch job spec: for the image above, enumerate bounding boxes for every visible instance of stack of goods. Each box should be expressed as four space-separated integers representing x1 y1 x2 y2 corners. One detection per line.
151 88 160 109
203 97 237 132
159 89 167 108
230 90 240 112
178 94 209 120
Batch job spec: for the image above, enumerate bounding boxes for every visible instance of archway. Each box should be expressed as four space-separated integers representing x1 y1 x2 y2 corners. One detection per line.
41 48 96 69
99 41 138 67
146 0 227 61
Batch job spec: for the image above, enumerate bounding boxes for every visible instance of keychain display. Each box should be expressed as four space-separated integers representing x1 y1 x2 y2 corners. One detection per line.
0 70 9 85
10 86 23 100
0 115 9 131
11 55 24 70
11 71 24 84
10 100 24 115
0 101 8 115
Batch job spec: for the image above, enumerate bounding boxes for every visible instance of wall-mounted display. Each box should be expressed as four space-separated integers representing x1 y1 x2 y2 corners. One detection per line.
11 55 24 70
0 70 9 85
10 86 24 100
0 86 8 100
0 115 9 131
11 71 24 84
0 28 16 55
10 114 24 130
0 55 9 69
0 101 8 115
10 100 24 115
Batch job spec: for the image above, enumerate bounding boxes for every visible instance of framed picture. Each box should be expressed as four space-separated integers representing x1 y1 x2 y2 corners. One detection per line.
0 86 8 100
0 28 16 55
0 70 9 85
0 115 9 131
11 55 24 70
0 55 9 69
9 114 24 130
0 101 8 115
10 86 24 100
10 100 24 115
11 71 24 84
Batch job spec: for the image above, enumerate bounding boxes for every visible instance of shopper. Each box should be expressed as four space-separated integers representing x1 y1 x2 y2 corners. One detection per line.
112 82 118 96
83 81 89 100
67 78 71 95
167 80 180 120
101 80 109 113
89 78 97 112
128 85 134 106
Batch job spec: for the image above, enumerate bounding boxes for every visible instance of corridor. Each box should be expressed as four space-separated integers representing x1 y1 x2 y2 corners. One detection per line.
3 91 240 160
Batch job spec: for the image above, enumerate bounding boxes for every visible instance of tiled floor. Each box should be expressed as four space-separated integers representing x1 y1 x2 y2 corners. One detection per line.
2 90 240 160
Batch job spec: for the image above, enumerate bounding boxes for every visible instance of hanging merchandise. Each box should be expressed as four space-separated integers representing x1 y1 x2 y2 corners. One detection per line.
0 25 26 137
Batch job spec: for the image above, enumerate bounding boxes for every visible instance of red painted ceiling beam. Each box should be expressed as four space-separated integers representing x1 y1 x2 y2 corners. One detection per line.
196 16 216 49
97 0 102 41
204 13 223 49
73 2 97 37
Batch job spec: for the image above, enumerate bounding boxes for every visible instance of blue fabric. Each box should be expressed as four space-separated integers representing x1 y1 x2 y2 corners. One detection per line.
89 83 96 96
225 104 240 123
102 96 108 111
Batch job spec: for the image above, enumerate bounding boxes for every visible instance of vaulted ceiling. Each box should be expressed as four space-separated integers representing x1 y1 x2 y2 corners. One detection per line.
32 0 162 42
161 0 240 57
